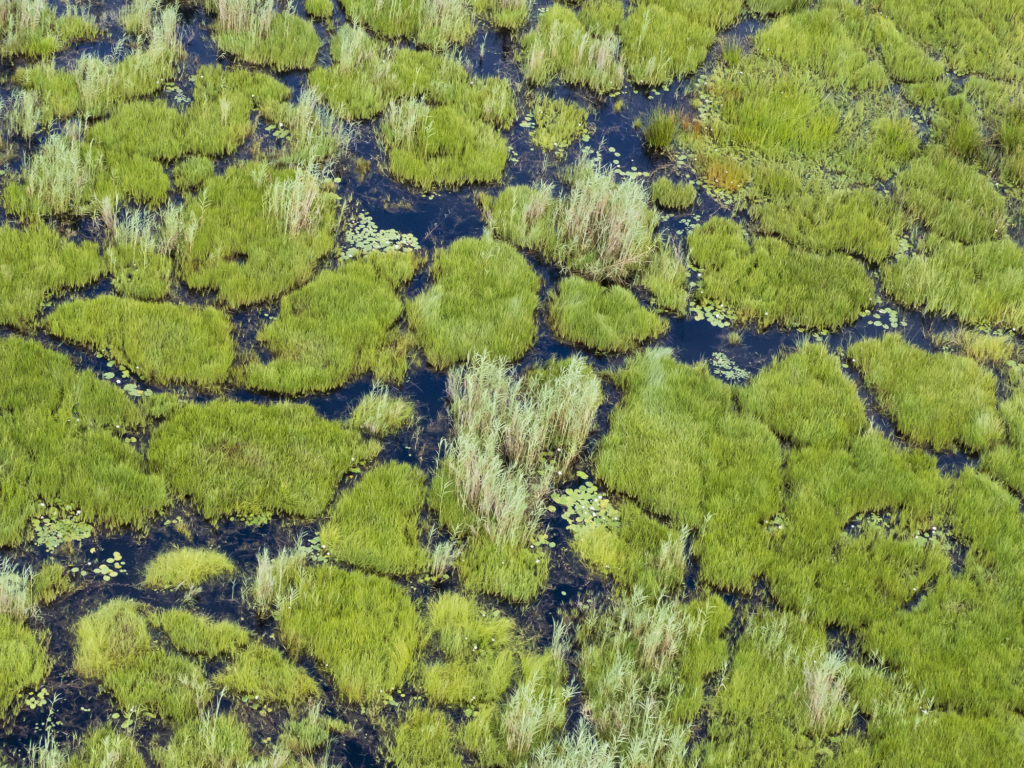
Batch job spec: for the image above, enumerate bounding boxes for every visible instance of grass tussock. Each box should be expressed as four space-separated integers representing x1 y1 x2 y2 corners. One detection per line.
348 385 416 437
639 238 689 315
0 336 167 545
848 333 1003 453
547 277 667 354
149 400 379 524
214 643 320 707
319 462 431 577
739 341 868 448
0 559 51 719
207 0 321 71
650 177 696 210
150 609 251 659
407 235 541 369
472 0 534 30
521 5 624 93
0 223 104 329
688 217 875 330
278 565 423 705
0 0 98 59
980 388 1024 495
389 708 461 768
44 296 235 389
933 329 1018 367
529 95 589 151
242 251 420 394
142 547 235 590
430 354 602 601
484 152 659 283
153 713 252 768
595 347 782 591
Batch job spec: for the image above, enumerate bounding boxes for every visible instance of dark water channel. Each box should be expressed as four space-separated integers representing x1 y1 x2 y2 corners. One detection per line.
0 0 1005 763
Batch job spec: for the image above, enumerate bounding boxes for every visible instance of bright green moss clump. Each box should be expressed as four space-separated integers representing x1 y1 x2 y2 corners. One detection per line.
149 400 379 524
739 342 868 448
848 333 1003 452
142 547 236 590
320 462 430 577
44 297 235 388
595 348 782 591
547 277 667 354
650 177 697 210
688 218 875 330
74 600 210 722
0 224 104 329
178 162 340 307
242 251 420 394
521 5 624 93
278 566 423 705
882 236 1024 330
0 336 167 546
407 236 541 369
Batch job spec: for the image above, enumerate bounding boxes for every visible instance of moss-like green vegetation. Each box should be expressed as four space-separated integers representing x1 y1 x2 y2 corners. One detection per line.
749 171 909 265
241 251 419 394
621 0 741 86
178 161 340 308
848 333 1003 452
308 28 514 125
0 0 98 59
214 643 320 706
650 177 696 210
149 400 379 524
547 277 667 354
418 593 519 707
894 149 1006 243
319 462 429 577
521 5 624 93
142 547 236 590
389 708 461 768
688 217 875 330
739 342 868 447
338 0 476 50
207 0 321 71
0 336 167 546
407 236 541 369
150 609 250 658
485 155 659 282
595 348 781 591
0 224 104 329
74 600 209 722
278 565 423 705
882 236 1024 330
378 101 508 189
44 297 235 389
431 354 602 601
529 96 589 151
348 386 416 437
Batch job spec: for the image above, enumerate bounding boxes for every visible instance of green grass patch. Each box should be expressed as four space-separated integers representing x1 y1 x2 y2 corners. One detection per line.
319 462 430 577
739 341 868 448
650 177 696 210
529 96 589 151
153 714 251 768
639 239 689 315
521 4 624 93
30 562 71 605
484 154 659 282
150 609 251 658
241 251 419 394
278 565 423 705
595 347 782 591
305 0 334 20
848 333 1003 452
174 157 215 191
0 223 104 329
0 614 50 721
178 161 340 308
142 547 236 590
473 0 533 30
348 385 416 437
74 599 209 722
209 2 321 71
881 235 1024 330
894 149 1007 243
1 3 98 59
389 708 461 768
546 277 667 354
0 336 167 546
214 643 320 707
149 400 379 524
70 727 146 768
980 387 1024 495
338 0 476 49
687 217 875 330
44 296 235 389
407 235 541 369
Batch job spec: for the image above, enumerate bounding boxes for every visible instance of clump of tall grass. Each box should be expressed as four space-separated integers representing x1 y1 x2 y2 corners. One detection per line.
0 0 98 59
98 198 191 300
641 106 680 153
340 0 477 50
142 547 236 590
245 541 309 618
1 88 41 140
521 4 624 93
473 0 534 30
389 708 462 768
484 151 659 283
208 0 321 71
619 0 725 86
349 384 416 437
639 237 689 315
547 276 667 354
0 558 37 623
283 87 355 163
649 177 696 210
932 329 1018 367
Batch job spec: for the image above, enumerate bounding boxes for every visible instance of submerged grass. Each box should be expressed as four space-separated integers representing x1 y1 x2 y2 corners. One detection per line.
546 277 667 354
149 400 379 524
407 235 541 369
44 297 235 389
848 333 1003 452
242 251 420 394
